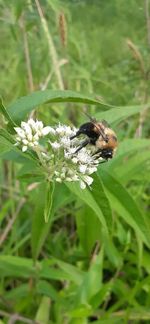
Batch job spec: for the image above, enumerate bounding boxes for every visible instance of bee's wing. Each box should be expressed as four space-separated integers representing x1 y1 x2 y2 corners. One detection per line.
94 122 108 141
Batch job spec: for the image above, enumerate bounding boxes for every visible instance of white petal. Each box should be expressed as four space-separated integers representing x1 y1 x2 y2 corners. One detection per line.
56 177 62 183
36 120 43 130
22 146 27 152
66 177 73 182
80 181 86 190
33 133 39 141
72 157 78 164
64 126 73 136
60 137 70 147
29 142 34 147
16 136 21 142
33 141 38 146
50 142 61 150
72 175 79 181
62 167 67 173
79 164 87 174
42 126 55 136
54 171 60 176
87 167 97 174
64 151 70 159
14 127 25 139
83 175 93 186
28 119 36 128
37 130 42 137
22 139 28 145
68 147 76 154
27 133 33 141
55 125 66 136
21 122 32 134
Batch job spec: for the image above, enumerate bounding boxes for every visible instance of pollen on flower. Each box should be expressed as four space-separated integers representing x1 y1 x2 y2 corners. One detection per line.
14 119 101 189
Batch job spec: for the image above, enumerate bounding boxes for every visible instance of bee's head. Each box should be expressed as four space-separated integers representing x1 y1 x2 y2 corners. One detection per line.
70 122 98 140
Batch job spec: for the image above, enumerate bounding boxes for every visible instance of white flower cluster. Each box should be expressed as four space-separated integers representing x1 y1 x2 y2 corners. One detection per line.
15 120 102 189
15 119 54 152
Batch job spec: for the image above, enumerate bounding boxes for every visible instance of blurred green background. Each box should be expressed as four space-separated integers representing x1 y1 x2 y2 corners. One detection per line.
0 0 150 323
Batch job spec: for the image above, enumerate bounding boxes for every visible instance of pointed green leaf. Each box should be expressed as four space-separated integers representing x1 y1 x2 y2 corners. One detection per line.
101 170 150 247
8 90 112 121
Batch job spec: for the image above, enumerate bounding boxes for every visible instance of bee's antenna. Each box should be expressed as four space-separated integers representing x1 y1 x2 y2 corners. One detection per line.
82 111 96 122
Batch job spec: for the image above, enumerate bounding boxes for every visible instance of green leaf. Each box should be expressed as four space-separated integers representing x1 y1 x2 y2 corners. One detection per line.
0 255 77 281
92 173 113 230
101 228 122 267
76 205 101 255
66 182 108 233
0 129 38 163
35 296 51 324
31 183 73 260
0 255 36 278
8 90 112 121
101 169 150 247
95 103 150 125
0 97 16 128
53 258 84 285
115 150 150 183
75 248 104 306
44 181 55 223
108 139 150 170
37 280 58 301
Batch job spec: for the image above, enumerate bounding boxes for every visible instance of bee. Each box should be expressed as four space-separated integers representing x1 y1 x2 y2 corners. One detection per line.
70 117 118 162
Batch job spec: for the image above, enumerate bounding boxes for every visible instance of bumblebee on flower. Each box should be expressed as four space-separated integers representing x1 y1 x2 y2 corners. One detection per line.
14 119 106 190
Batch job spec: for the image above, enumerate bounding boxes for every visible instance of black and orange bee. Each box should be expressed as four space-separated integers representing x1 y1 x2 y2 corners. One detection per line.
70 117 118 162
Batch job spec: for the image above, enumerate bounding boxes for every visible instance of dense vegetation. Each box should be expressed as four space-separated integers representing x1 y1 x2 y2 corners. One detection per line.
0 0 150 323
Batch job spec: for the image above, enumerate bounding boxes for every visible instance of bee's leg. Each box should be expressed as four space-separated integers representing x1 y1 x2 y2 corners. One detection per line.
91 149 102 157
94 154 108 164
92 149 108 163
75 139 90 153
70 130 81 140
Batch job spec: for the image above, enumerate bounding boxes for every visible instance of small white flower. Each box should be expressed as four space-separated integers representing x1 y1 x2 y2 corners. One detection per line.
87 166 97 174
28 119 36 128
16 136 21 142
60 137 71 148
36 120 43 130
72 175 79 181
50 141 61 150
33 141 38 146
54 171 60 176
27 133 33 142
72 157 78 164
56 177 62 183
21 122 32 135
55 125 66 136
83 175 93 186
79 164 87 174
80 181 86 190
64 126 73 136
33 133 39 141
77 151 89 164
42 126 54 136
68 147 76 154
22 139 28 145
66 177 73 182
14 127 26 139
22 146 27 152
29 142 34 147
